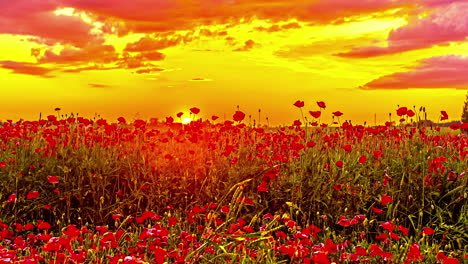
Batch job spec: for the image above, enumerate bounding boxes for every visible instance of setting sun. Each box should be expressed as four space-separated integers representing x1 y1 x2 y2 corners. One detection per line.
181 117 192 124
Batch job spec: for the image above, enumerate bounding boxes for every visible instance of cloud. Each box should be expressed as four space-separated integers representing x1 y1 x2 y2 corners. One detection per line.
189 78 213 81
254 22 301 32
199 29 228 37
89 83 111 88
62 65 119 73
0 60 54 77
61 0 411 35
135 68 164 74
0 0 101 47
336 2 468 58
360 55 468 90
233 39 258 51
306 0 409 24
124 35 189 52
38 44 119 64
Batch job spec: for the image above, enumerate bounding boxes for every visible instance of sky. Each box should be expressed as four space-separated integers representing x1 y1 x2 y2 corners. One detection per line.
1 0 467 125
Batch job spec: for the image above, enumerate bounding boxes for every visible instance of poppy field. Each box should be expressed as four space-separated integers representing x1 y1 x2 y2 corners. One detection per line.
0 101 467 264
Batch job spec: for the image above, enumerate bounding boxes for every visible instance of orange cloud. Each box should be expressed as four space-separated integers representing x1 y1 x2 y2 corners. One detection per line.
360 55 468 90
0 0 101 47
254 22 301 33
135 68 164 74
38 44 119 64
63 0 411 35
0 61 54 77
89 83 111 88
62 65 119 73
124 35 192 52
233 39 258 51
337 2 468 58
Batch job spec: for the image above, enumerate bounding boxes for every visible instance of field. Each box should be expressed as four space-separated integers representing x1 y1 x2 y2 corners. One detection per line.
0 103 467 264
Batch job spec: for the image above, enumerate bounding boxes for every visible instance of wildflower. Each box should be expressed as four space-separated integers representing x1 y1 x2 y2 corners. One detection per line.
293 100 304 108
422 227 434 235
358 155 367 164
333 111 344 117
7 193 17 202
233 111 245 122
440 111 449 120
381 195 393 205
47 176 59 184
317 101 326 109
309 111 321 118
190 107 200 114
27 191 40 200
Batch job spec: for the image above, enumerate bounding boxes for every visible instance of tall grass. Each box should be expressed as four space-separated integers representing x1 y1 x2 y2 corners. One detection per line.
0 114 466 263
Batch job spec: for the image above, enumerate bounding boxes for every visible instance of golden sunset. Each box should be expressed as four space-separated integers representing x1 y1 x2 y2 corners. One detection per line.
0 1 467 263
1 0 467 124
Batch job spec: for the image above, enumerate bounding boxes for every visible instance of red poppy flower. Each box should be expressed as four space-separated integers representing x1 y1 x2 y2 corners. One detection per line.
190 107 200 114
358 155 367 164
407 110 415 117
168 216 178 227
309 111 321 118
238 197 254 205
221 205 230 213
0 162 7 167
117 117 126 124
450 123 460 130
371 207 383 214
342 144 352 152
335 160 344 167
440 111 448 120
333 184 342 191
317 101 326 109
211 115 219 121
27 191 40 200
293 100 304 108
37 220 51 230
257 181 269 192
397 107 407 116
7 193 16 202
381 195 393 205
381 221 395 232
421 227 434 235
373 150 384 160
337 216 351 227
233 111 245 122
47 176 59 184
355 246 367 256
398 225 409 236
375 233 387 240
333 111 343 117
176 112 184 118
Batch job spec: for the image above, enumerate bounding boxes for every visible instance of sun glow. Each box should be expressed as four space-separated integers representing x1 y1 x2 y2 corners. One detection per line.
182 117 192 124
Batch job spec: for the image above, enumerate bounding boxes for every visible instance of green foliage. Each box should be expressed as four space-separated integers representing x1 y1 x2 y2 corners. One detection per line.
462 92 468 123
0 119 466 262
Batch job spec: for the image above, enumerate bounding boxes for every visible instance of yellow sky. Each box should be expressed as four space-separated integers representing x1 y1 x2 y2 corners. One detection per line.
1 1 467 125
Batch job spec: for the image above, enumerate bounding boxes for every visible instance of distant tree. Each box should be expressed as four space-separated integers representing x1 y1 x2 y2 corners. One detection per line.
462 92 468 123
